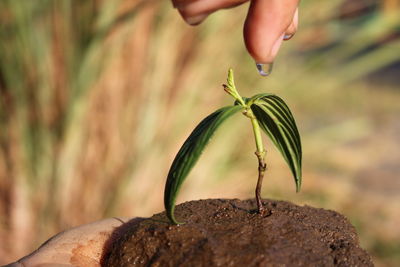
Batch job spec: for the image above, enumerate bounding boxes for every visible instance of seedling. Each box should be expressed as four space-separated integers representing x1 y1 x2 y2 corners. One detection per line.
164 69 302 224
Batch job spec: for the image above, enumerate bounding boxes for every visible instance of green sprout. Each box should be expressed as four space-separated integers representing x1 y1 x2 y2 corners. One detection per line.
164 69 302 224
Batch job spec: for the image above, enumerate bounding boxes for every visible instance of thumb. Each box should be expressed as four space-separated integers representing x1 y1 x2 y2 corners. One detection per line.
244 0 299 63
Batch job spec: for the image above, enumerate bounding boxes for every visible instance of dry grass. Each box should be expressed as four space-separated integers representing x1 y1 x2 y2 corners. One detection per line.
0 0 399 265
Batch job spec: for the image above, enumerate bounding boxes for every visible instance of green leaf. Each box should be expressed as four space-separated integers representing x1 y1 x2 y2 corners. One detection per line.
250 94 302 192
164 105 242 224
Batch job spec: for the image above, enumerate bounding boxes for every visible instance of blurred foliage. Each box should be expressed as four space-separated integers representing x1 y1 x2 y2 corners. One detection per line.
0 0 399 266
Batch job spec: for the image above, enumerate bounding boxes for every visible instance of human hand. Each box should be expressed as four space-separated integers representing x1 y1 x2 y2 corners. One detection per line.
6 217 134 267
172 0 299 64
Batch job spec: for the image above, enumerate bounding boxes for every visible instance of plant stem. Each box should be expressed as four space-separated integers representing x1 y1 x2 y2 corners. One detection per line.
223 68 268 214
250 114 264 156
248 111 267 214
255 151 267 214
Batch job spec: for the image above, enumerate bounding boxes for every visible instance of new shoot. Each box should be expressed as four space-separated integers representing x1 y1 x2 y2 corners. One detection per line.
164 69 302 224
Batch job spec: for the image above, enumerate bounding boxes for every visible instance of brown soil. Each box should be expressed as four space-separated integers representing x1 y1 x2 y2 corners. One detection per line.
103 199 373 266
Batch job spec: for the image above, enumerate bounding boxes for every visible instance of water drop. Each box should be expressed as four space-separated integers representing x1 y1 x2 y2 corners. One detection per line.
256 63 273 77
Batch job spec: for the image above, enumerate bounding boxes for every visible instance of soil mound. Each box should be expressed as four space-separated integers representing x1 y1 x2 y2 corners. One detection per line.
103 199 373 266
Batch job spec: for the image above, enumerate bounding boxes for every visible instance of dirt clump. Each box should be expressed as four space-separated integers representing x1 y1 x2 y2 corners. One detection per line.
103 199 373 266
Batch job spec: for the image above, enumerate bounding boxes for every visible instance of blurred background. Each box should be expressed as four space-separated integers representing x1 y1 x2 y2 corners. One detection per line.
0 0 399 265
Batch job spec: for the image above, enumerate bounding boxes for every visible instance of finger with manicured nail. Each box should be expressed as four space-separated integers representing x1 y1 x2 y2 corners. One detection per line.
284 8 298 40
244 0 299 63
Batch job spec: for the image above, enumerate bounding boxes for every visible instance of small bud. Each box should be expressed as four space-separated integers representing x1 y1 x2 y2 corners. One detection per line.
227 68 235 88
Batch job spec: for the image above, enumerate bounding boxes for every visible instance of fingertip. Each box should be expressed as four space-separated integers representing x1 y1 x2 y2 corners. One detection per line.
177 0 248 26
243 3 262 62
283 8 298 41
243 0 299 63
244 28 281 64
178 9 208 25
185 14 209 25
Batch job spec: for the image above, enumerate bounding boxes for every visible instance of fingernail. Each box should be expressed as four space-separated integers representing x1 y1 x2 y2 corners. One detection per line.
256 63 274 77
283 34 293 40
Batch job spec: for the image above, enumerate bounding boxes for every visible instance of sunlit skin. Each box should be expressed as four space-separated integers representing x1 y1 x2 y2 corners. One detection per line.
8 218 130 266
7 1 301 265
172 0 300 63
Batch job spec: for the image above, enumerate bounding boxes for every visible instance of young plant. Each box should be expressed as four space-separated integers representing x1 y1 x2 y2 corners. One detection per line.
164 69 302 224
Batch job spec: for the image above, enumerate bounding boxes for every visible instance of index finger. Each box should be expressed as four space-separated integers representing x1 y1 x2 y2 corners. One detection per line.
244 0 299 63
